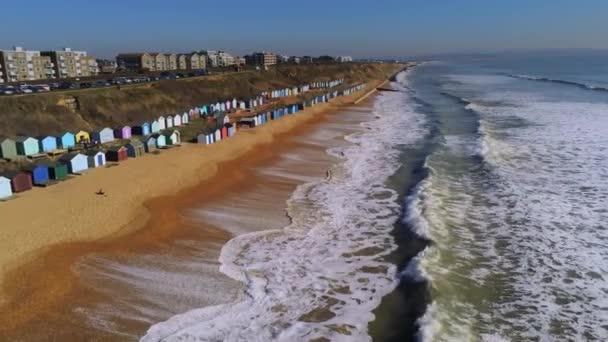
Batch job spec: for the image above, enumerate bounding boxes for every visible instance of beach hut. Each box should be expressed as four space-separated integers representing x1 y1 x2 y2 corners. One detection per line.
3 171 33 193
105 146 128 162
91 128 114 144
59 153 89 174
214 129 221 142
23 163 50 185
163 130 180 145
46 162 68 180
158 116 167 130
85 150 106 168
201 105 208 116
153 134 167 148
166 115 174 128
15 136 40 156
239 100 246 110
132 122 151 136
173 114 182 127
221 126 228 139
151 120 161 133
142 137 157 153
220 103 226 113
182 112 189 125
0 176 12 199
56 132 76 150
125 140 145 158
189 109 196 120
75 131 90 144
0 137 17 160
114 126 132 140
37 136 57 153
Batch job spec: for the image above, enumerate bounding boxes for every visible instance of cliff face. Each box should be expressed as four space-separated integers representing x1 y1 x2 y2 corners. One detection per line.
0 63 400 137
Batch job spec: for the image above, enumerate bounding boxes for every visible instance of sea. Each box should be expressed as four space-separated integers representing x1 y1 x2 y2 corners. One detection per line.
141 51 608 341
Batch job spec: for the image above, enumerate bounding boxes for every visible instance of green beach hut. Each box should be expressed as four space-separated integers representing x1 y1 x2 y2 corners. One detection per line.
0 136 17 160
46 162 68 180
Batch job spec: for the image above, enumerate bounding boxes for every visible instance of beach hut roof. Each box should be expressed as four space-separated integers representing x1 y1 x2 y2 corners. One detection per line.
2 170 26 179
16 136 35 143
127 139 144 148
84 149 104 157
22 163 47 172
59 152 83 162
107 146 126 152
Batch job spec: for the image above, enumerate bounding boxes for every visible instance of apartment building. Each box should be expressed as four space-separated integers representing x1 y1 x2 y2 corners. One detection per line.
336 56 354 62
178 53 206 70
150 53 169 71
0 47 55 83
166 53 177 70
116 53 155 71
41 48 98 78
201 51 235 67
245 52 277 67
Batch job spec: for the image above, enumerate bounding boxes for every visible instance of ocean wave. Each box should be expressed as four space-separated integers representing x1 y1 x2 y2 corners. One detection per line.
506 73 608 92
141 71 429 342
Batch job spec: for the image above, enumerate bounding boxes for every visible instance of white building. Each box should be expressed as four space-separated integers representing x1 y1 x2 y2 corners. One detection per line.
201 50 236 67
336 56 354 63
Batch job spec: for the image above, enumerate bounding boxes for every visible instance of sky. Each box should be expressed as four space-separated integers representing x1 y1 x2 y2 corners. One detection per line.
2 0 607 59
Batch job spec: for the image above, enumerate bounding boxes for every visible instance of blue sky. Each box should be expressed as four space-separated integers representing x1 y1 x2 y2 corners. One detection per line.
2 0 607 58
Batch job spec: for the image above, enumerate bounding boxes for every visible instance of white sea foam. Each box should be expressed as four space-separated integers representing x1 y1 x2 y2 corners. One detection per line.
416 72 608 341
141 71 427 341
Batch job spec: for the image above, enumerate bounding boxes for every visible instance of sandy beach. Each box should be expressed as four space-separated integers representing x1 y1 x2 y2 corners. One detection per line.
0 77 392 339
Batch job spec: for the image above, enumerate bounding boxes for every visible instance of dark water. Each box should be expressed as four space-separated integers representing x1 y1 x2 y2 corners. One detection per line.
373 53 608 341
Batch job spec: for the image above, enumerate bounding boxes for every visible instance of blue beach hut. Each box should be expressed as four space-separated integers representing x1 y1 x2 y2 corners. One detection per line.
56 132 76 149
38 136 57 152
24 163 50 185
151 120 161 133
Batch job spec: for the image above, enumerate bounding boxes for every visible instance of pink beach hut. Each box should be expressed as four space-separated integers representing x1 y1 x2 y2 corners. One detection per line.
114 126 132 139
173 114 182 127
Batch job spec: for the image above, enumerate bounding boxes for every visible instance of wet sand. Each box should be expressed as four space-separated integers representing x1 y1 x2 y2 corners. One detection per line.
0 80 387 340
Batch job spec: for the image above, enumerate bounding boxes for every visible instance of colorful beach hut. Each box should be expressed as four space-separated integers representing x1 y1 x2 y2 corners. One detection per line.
173 114 182 127
15 136 40 156
46 162 68 180
214 129 221 142
151 120 161 133
182 112 189 125
0 137 17 160
37 136 57 153
0 176 12 199
132 123 151 136
142 137 157 153
57 132 76 149
86 150 106 168
105 146 128 162
166 116 174 128
125 140 145 158
114 126 132 139
75 131 90 144
153 134 167 148
158 116 167 130
3 171 33 193
23 163 50 185
91 128 114 144
163 130 180 145
201 105 208 116
59 153 89 174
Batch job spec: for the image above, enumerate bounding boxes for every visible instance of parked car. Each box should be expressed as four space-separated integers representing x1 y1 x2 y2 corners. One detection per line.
58 82 79 89
0 86 15 95
31 84 50 92
111 77 132 85
93 80 110 87
49 83 61 90
79 82 92 89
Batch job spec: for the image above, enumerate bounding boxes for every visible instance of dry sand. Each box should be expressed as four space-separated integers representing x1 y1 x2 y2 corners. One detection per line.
0 78 389 336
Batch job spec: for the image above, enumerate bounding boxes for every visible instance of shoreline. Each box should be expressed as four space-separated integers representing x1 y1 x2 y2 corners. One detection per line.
0 75 396 335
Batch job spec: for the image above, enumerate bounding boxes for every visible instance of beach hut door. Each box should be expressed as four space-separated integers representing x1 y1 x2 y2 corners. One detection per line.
97 154 103 166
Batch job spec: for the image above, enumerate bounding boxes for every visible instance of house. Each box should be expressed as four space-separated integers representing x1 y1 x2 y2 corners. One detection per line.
153 133 167 148
223 115 230 125
116 53 155 71
163 130 180 145
132 122 151 136
181 112 189 125
166 115 174 128
0 176 12 199
114 126 132 139
125 140 145 158
15 136 40 156
91 128 114 144
23 163 50 185
105 146 128 162
173 114 182 127
158 116 167 130
38 136 57 152
2 171 33 193
151 120 161 133
214 129 222 142
142 137 157 153
86 150 106 168
75 131 90 144
59 153 89 174
46 162 68 180
56 132 76 149
0 137 17 160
